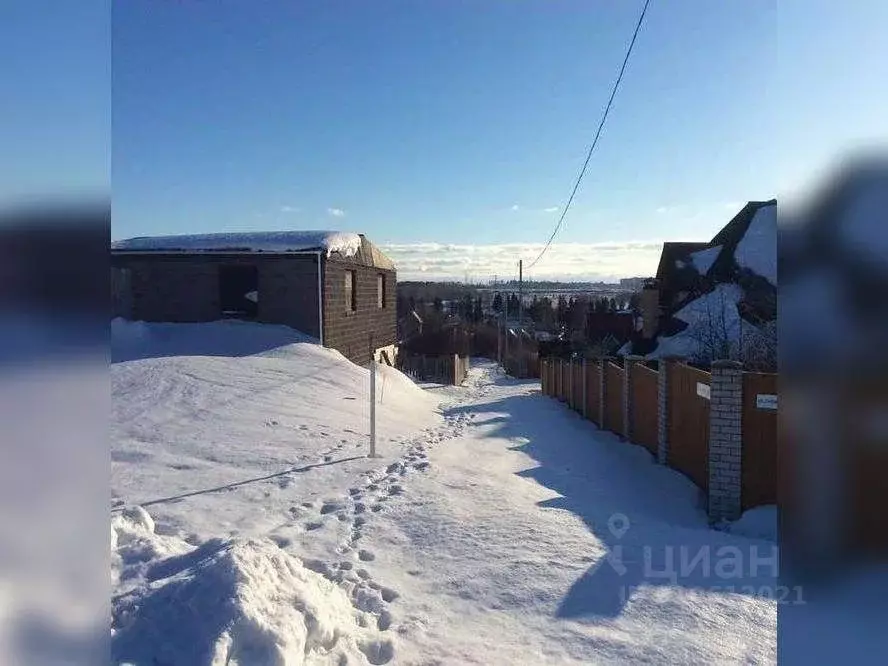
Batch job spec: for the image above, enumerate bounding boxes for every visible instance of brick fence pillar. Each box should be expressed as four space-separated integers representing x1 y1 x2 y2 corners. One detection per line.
623 355 643 442
598 357 609 427
657 356 683 465
708 359 744 523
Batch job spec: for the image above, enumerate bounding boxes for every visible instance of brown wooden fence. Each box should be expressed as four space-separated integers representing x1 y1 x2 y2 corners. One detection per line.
631 363 659 455
397 353 469 385
604 362 624 436
586 361 601 423
539 355 782 517
667 363 711 490
741 372 778 510
571 359 584 412
504 351 540 379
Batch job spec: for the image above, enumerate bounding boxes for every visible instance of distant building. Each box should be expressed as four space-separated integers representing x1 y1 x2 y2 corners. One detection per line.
111 231 397 366
619 277 647 291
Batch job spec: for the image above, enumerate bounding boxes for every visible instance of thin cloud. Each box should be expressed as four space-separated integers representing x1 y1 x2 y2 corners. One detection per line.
543 206 559 213
510 204 521 212
380 241 663 282
327 207 346 218
280 205 300 213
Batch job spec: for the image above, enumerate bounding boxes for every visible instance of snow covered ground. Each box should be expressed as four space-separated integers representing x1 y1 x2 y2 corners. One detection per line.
112 321 777 665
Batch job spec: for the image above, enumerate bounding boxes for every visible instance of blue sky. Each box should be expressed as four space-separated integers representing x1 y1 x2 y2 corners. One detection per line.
4 1 883 280
0 1 108 202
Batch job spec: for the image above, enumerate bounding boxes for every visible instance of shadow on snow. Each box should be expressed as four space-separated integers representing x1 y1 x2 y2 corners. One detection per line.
444 368 777 621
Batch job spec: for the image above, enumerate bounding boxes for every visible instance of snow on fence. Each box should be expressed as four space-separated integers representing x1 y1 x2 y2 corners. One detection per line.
398 353 469 386
540 354 779 522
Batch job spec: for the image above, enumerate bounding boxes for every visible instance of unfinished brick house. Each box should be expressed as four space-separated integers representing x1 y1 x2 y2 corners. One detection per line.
111 231 397 366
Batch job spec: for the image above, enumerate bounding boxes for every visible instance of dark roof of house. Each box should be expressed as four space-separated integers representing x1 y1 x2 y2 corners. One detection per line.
654 242 711 313
711 200 777 246
637 199 778 358
655 242 711 281
706 199 777 282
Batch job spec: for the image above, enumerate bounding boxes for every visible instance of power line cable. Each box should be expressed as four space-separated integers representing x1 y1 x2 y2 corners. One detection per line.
526 0 652 270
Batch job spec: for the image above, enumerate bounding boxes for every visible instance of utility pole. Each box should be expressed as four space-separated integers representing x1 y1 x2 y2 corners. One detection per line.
518 260 523 327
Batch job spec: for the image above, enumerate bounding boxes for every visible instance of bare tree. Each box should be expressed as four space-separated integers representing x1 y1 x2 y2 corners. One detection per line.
685 288 777 369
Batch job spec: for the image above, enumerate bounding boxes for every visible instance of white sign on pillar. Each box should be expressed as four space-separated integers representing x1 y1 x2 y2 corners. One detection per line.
696 382 711 400
756 394 778 410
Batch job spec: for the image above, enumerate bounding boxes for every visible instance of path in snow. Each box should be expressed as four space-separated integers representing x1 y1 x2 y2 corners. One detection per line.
338 361 778 664
112 329 776 664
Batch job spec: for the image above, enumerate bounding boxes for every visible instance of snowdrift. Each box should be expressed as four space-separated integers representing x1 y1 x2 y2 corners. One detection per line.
112 508 394 666
111 321 439 663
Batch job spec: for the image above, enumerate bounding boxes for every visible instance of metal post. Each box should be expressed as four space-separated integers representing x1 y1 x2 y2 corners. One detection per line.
369 358 378 457
498 313 502 365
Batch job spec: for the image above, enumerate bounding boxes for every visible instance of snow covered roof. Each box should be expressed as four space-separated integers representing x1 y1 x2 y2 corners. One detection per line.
690 245 722 276
111 231 363 258
733 204 777 285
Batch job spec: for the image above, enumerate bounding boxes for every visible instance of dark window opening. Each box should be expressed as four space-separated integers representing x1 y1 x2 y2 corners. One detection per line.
377 274 385 308
219 265 258 319
345 270 356 312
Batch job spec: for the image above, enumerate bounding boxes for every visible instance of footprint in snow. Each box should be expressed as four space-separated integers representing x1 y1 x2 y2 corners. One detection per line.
358 549 376 562
377 610 393 631
358 639 395 665
304 521 323 531
320 500 346 515
269 534 292 548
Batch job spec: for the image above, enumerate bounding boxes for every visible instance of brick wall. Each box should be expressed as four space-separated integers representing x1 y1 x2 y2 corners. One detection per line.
323 258 396 365
112 254 321 337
